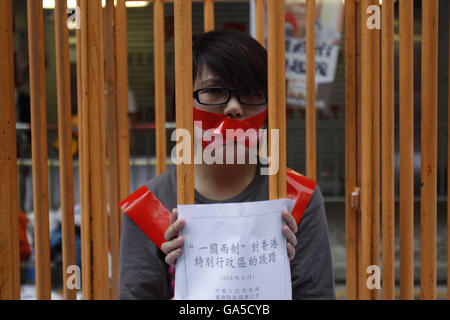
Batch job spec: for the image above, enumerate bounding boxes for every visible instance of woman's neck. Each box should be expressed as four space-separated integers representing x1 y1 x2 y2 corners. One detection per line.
194 163 258 201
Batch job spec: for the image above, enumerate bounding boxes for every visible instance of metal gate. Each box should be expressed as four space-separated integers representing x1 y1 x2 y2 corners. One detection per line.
0 0 448 300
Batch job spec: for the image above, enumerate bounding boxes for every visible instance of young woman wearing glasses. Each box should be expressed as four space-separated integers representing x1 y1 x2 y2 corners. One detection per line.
118 30 335 300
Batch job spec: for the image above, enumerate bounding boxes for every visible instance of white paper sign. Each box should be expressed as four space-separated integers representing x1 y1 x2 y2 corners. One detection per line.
174 199 295 300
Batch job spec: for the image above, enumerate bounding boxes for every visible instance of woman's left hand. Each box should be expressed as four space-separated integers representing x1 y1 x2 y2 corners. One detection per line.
282 210 298 260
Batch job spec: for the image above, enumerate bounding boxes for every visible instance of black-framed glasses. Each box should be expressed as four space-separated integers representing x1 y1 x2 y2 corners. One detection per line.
193 87 268 106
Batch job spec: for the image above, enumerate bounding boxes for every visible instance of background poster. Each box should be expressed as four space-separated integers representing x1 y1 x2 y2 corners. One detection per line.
285 0 344 109
251 0 345 110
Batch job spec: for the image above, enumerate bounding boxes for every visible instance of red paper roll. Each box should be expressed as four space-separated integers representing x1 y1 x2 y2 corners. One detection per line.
119 185 171 249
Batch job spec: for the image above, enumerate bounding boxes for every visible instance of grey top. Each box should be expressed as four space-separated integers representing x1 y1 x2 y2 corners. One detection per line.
118 166 336 300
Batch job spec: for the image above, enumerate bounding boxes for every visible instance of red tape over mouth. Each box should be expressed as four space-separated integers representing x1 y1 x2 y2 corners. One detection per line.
193 107 268 149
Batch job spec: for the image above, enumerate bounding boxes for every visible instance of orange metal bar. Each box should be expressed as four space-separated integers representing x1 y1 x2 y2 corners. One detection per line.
154 0 168 175
204 0 215 32
0 0 21 300
78 0 91 299
381 0 395 300
27 0 52 300
359 0 380 300
306 0 316 181
267 1 286 199
372 1 381 301
174 0 195 205
276 0 286 199
103 0 121 300
399 0 415 300
79 0 110 300
267 5 278 200
360 0 374 299
116 0 131 208
54 0 77 300
420 0 438 301
355 0 362 300
267 0 286 199
345 0 359 301
75 0 88 298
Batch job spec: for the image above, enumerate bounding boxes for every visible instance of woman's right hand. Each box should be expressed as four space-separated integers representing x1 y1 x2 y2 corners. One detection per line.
161 208 185 267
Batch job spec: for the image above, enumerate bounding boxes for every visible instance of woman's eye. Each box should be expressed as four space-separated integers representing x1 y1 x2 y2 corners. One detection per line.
242 90 261 97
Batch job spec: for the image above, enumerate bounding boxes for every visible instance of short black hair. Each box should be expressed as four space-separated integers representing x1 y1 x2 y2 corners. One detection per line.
193 30 267 95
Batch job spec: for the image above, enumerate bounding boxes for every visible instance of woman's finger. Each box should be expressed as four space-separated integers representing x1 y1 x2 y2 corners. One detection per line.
171 208 178 224
286 242 296 260
165 248 183 267
161 236 184 255
282 210 298 233
164 218 185 241
283 225 298 248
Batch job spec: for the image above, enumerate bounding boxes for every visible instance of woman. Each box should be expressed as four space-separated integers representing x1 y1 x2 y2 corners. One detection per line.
118 30 335 300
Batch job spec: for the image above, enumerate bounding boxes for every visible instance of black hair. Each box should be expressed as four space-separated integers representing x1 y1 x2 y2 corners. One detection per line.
192 30 268 95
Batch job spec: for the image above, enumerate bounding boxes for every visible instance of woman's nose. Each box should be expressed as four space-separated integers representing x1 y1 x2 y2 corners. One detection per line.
223 95 244 119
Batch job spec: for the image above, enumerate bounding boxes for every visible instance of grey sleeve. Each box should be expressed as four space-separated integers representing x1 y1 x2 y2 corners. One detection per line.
290 185 336 300
118 214 172 300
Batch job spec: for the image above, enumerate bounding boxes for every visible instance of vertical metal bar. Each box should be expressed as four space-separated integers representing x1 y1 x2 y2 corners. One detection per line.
103 0 120 300
76 0 90 298
54 0 77 300
174 0 195 205
356 1 362 182
371 1 381 301
267 0 286 199
356 0 363 300
115 0 130 210
345 0 359 301
203 0 214 32
76 0 82 165
79 0 91 299
154 0 167 175
254 0 265 47
27 0 52 300
276 0 286 199
306 0 316 181
399 0 415 300
267 0 283 199
360 0 379 300
91 0 109 300
381 0 395 300
76 0 82 116
420 0 438 301
0 0 21 300
79 0 110 300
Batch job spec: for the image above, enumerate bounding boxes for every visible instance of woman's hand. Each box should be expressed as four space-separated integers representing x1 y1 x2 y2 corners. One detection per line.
282 210 298 260
161 208 185 267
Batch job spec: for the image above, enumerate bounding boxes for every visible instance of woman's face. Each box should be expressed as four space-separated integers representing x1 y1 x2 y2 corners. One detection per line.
193 66 267 165
193 66 267 119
